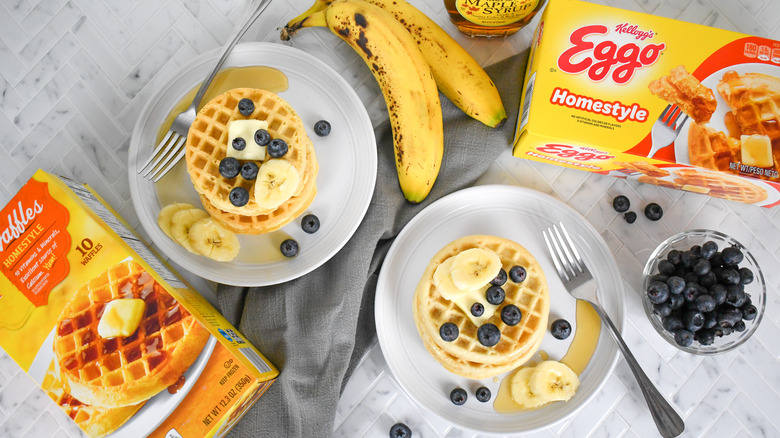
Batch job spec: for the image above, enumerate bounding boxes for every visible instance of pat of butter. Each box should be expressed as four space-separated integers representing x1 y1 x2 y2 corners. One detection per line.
97 299 145 338
433 257 498 326
740 134 773 168
227 119 269 161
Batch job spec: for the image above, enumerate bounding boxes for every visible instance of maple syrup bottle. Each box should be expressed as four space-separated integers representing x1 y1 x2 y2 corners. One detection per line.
444 0 547 38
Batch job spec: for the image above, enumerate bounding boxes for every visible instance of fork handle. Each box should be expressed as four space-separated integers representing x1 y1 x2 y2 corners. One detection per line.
590 303 685 438
190 0 272 110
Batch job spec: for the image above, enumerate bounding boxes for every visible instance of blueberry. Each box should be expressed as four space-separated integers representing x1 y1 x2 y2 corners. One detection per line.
644 203 663 221
680 251 696 268
654 302 673 317
508 266 526 283
733 320 746 332
658 260 676 276
550 319 572 339
690 245 702 259
695 294 716 313
674 329 694 347
721 246 744 265
668 293 685 310
232 136 247 151
439 322 459 342
738 267 754 285
725 286 747 307
477 323 501 347
313 120 331 137
646 281 669 304
219 157 241 179
717 307 742 327
667 250 682 265
237 98 254 116
719 268 740 285
709 284 727 305
486 286 505 305
624 211 637 224
268 138 288 158
741 304 757 321
255 129 271 146
652 273 669 283
471 302 484 317
389 422 412 438
696 328 716 346
450 388 467 405
612 195 630 213
491 269 507 286
701 241 718 259
698 271 717 288
301 214 320 234
240 162 259 180
280 238 299 257
475 386 491 403
683 310 705 332
662 315 684 332
500 305 521 326
682 282 699 302
666 276 685 294
693 259 711 276
229 187 249 207
703 312 718 329
683 271 699 285
710 252 724 267
714 326 733 337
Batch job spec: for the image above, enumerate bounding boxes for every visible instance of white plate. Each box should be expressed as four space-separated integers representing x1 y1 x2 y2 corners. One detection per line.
29 328 216 438
675 62 780 166
128 43 376 286
375 185 624 435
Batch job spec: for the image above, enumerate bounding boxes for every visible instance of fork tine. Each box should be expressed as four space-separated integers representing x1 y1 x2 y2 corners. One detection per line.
674 114 689 132
152 146 186 183
142 134 183 178
148 136 186 181
139 131 174 175
543 229 569 282
551 224 578 279
659 104 671 121
558 222 585 274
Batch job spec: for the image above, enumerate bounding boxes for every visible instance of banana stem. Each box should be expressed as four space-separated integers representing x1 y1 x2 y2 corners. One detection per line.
281 0 332 40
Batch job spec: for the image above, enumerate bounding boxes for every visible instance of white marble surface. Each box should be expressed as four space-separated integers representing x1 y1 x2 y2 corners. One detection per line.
1 0 779 437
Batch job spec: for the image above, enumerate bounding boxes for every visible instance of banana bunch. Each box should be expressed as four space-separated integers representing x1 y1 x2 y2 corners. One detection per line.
282 0 505 202
510 361 580 408
158 203 240 262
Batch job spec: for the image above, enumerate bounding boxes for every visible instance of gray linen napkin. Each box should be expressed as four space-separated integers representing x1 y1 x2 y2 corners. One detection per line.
219 50 528 437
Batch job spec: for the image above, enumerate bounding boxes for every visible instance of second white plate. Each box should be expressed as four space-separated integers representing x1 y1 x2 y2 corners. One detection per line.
375 185 624 435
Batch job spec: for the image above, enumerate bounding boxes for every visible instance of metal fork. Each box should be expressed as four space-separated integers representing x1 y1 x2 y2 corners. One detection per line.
648 104 689 159
543 222 684 438
138 0 272 182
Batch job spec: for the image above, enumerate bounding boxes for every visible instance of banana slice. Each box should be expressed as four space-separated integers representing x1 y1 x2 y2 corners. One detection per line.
433 257 466 299
170 208 209 254
528 361 580 403
449 248 502 291
157 203 197 238
188 218 240 262
254 159 300 210
510 367 548 409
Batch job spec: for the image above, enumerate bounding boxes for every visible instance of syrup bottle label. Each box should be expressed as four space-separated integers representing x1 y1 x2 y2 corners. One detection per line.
456 0 540 27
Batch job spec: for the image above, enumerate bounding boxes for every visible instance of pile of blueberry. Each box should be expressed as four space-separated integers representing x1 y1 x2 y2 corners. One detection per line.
646 239 758 348
612 195 663 223
439 265 528 347
449 385 492 406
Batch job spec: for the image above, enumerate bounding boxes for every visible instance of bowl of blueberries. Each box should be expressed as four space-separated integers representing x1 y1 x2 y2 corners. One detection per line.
642 229 765 354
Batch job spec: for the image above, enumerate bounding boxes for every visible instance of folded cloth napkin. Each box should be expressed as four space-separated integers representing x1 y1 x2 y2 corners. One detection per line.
218 50 528 437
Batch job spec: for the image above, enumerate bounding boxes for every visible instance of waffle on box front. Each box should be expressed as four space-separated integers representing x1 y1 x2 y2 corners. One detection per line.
514 0 780 207
0 170 278 438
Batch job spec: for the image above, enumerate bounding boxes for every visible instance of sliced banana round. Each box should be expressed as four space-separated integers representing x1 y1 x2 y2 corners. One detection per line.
188 218 240 262
254 159 300 210
449 248 502 291
528 360 580 403
157 203 197 238
509 367 548 409
170 208 209 254
433 257 467 299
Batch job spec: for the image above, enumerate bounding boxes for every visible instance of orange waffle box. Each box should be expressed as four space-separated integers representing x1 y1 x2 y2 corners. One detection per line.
513 0 780 207
0 170 278 438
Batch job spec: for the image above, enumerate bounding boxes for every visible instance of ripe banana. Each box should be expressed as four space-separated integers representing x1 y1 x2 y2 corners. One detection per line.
189 218 241 262
157 202 197 238
449 248 502 291
254 159 301 210
284 0 506 127
282 0 443 203
170 208 209 254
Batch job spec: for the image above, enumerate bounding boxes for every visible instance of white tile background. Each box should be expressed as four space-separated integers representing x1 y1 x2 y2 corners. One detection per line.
1 0 779 437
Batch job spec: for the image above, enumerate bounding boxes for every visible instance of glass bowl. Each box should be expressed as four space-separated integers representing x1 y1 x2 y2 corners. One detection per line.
642 229 766 355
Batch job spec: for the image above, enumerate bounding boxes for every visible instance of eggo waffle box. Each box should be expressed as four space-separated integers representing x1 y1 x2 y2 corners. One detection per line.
513 0 780 207
0 170 278 438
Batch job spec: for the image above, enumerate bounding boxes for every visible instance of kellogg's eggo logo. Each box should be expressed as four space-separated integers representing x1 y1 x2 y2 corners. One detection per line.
557 24 666 84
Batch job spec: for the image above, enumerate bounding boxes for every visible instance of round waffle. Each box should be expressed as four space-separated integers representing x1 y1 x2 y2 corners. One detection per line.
674 168 768 204
185 88 311 216
413 235 549 379
53 260 210 408
199 143 319 235
41 360 143 438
